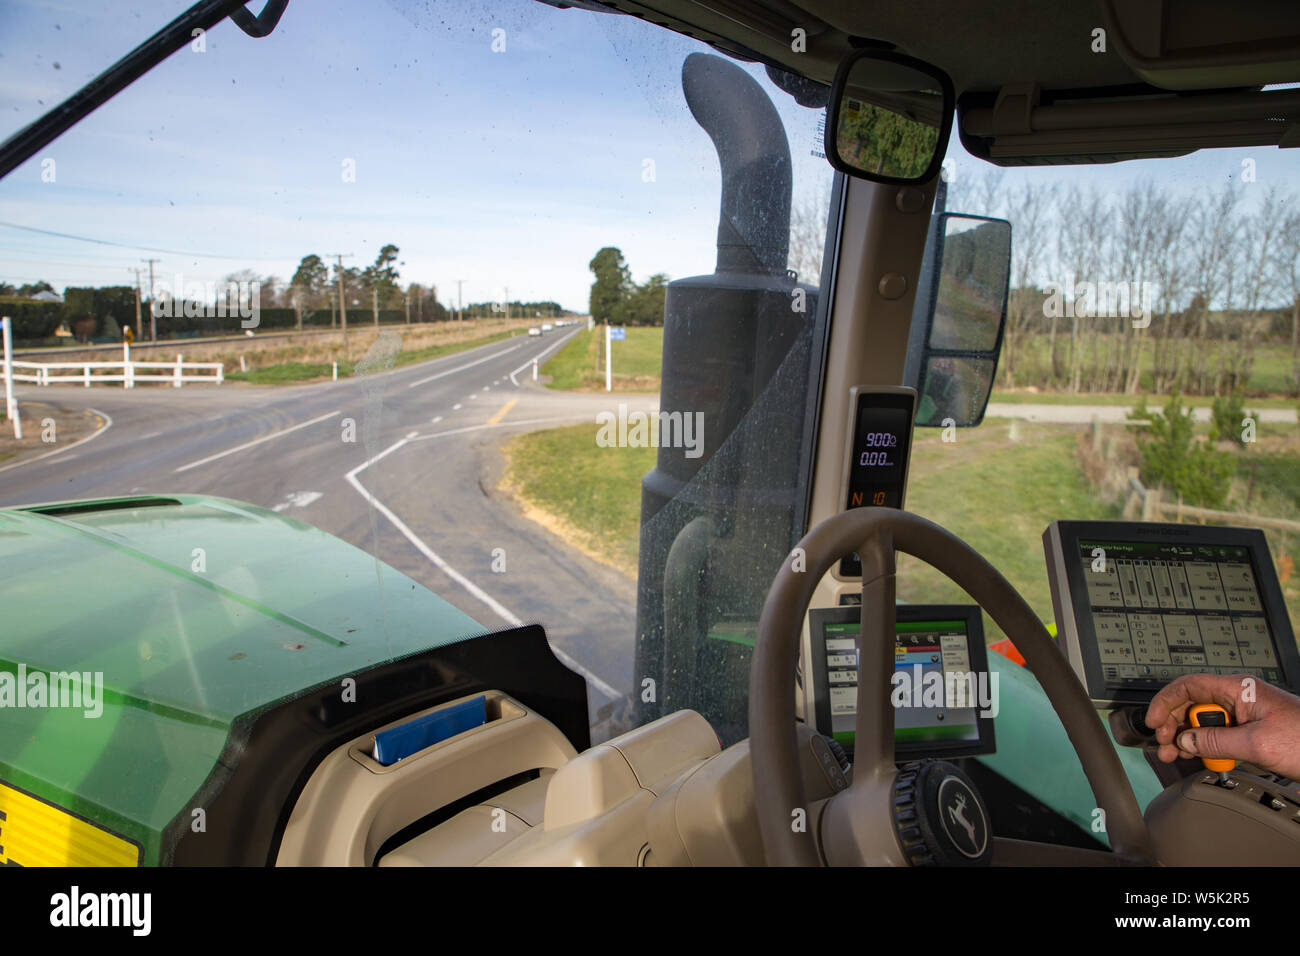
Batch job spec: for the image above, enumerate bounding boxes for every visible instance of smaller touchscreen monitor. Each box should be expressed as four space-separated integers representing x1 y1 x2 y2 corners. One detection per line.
807 604 996 760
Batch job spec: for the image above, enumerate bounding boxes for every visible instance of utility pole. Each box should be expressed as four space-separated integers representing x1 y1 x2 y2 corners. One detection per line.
129 267 144 339
372 286 379 328
141 258 160 341
456 279 464 323
329 253 352 347
504 286 510 322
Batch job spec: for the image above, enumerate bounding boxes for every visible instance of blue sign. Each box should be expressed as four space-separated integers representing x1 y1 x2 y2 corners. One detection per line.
609 327 626 341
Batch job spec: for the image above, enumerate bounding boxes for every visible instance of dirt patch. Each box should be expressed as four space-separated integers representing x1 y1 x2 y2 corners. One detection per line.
0 400 106 466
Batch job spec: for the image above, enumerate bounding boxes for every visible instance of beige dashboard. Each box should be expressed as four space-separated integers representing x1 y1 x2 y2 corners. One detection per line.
276 690 843 866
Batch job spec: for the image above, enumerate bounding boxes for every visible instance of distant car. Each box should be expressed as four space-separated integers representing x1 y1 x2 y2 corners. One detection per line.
528 327 541 336
541 323 553 332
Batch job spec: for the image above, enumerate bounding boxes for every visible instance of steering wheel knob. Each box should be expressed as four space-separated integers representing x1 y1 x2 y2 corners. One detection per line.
892 760 992 866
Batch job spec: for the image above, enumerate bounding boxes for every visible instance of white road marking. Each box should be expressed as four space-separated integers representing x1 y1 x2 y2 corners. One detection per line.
0 407 114 476
430 416 443 424
139 431 162 440
508 327 580 386
405 342 523 389
343 422 622 701
408 416 581 444
174 409 341 473
452 403 462 410
271 491 323 513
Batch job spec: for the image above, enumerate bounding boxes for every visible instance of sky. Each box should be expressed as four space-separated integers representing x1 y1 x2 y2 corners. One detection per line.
0 0 835 311
0 0 1297 312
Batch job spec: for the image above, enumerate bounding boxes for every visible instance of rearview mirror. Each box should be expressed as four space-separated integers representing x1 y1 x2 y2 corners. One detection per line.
909 214 1012 427
824 49 955 184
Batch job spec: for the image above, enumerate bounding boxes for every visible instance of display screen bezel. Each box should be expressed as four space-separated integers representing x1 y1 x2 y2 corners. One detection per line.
836 386 916 579
1046 521 1300 707
807 603 996 760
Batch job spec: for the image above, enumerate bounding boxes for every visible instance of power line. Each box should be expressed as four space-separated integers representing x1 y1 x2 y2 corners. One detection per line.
0 219 272 261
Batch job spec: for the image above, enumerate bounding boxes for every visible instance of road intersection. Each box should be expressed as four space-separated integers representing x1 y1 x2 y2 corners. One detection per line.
0 326 656 737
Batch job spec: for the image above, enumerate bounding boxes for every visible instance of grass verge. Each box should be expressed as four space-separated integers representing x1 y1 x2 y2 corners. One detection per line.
499 415 1300 634
543 326 663 392
225 329 521 384
500 423 655 577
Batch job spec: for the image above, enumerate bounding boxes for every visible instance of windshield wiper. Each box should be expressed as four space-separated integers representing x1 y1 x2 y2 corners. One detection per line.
0 0 288 181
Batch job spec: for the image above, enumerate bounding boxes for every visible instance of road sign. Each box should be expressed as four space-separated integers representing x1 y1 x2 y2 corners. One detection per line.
609 327 626 341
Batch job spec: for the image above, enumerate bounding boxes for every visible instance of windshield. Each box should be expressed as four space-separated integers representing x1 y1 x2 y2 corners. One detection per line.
0 0 836 746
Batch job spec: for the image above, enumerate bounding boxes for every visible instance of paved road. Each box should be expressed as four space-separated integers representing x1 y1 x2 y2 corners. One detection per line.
0 326 655 739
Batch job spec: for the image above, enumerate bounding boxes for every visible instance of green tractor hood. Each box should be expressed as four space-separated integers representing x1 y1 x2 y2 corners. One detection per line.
0 495 485 866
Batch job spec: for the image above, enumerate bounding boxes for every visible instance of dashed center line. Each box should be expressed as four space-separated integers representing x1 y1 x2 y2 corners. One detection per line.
452 403 463 411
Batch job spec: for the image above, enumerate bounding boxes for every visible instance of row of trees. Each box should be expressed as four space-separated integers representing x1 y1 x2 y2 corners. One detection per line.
588 247 669 327
946 172 1300 395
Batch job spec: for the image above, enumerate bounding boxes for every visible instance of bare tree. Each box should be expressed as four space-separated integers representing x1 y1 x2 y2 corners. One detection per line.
1055 185 1110 392
1184 184 1241 393
1272 207 1300 394
1000 182 1055 388
1228 185 1289 392
1146 192 1193 394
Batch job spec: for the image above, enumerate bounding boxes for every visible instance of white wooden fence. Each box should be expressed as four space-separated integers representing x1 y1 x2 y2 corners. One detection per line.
3 336 223 390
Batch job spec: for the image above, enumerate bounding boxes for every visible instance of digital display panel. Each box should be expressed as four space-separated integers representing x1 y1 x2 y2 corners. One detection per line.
839 389 915 577
1077 540 1283 689
808 605 995 759
1045 521 1300 707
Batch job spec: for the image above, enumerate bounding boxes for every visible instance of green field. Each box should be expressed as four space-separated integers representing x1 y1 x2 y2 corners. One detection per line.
541 326 1299 409
1008 333 1299 397
225 329 521 384
991 390 1298 410
225 361 354 384
897 420 1120 639
543 326 663 391
501 423 655 575
503 413 1300 638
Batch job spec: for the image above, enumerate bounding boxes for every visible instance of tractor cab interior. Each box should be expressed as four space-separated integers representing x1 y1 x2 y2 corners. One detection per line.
260 1 1300 867
4 0 1300 870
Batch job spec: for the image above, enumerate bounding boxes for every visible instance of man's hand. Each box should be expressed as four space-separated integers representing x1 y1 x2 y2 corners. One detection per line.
1145 674 1300 780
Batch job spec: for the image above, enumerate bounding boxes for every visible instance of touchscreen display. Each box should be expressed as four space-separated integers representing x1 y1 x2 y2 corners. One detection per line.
1077 539 1284 689
821 617 984 750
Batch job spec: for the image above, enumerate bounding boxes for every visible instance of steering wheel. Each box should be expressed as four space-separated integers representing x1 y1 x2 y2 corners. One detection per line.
749 508 1155 866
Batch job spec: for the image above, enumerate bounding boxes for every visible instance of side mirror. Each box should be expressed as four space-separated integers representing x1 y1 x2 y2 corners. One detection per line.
910 213 1012 427
824 48 954 185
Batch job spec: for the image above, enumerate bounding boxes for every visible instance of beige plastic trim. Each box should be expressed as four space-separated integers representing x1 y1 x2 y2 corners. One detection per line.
1146 769 1300 866
645 725 842 866
798 176 937 717
377 774 551 867
476 710 720 866
276 691 577 866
